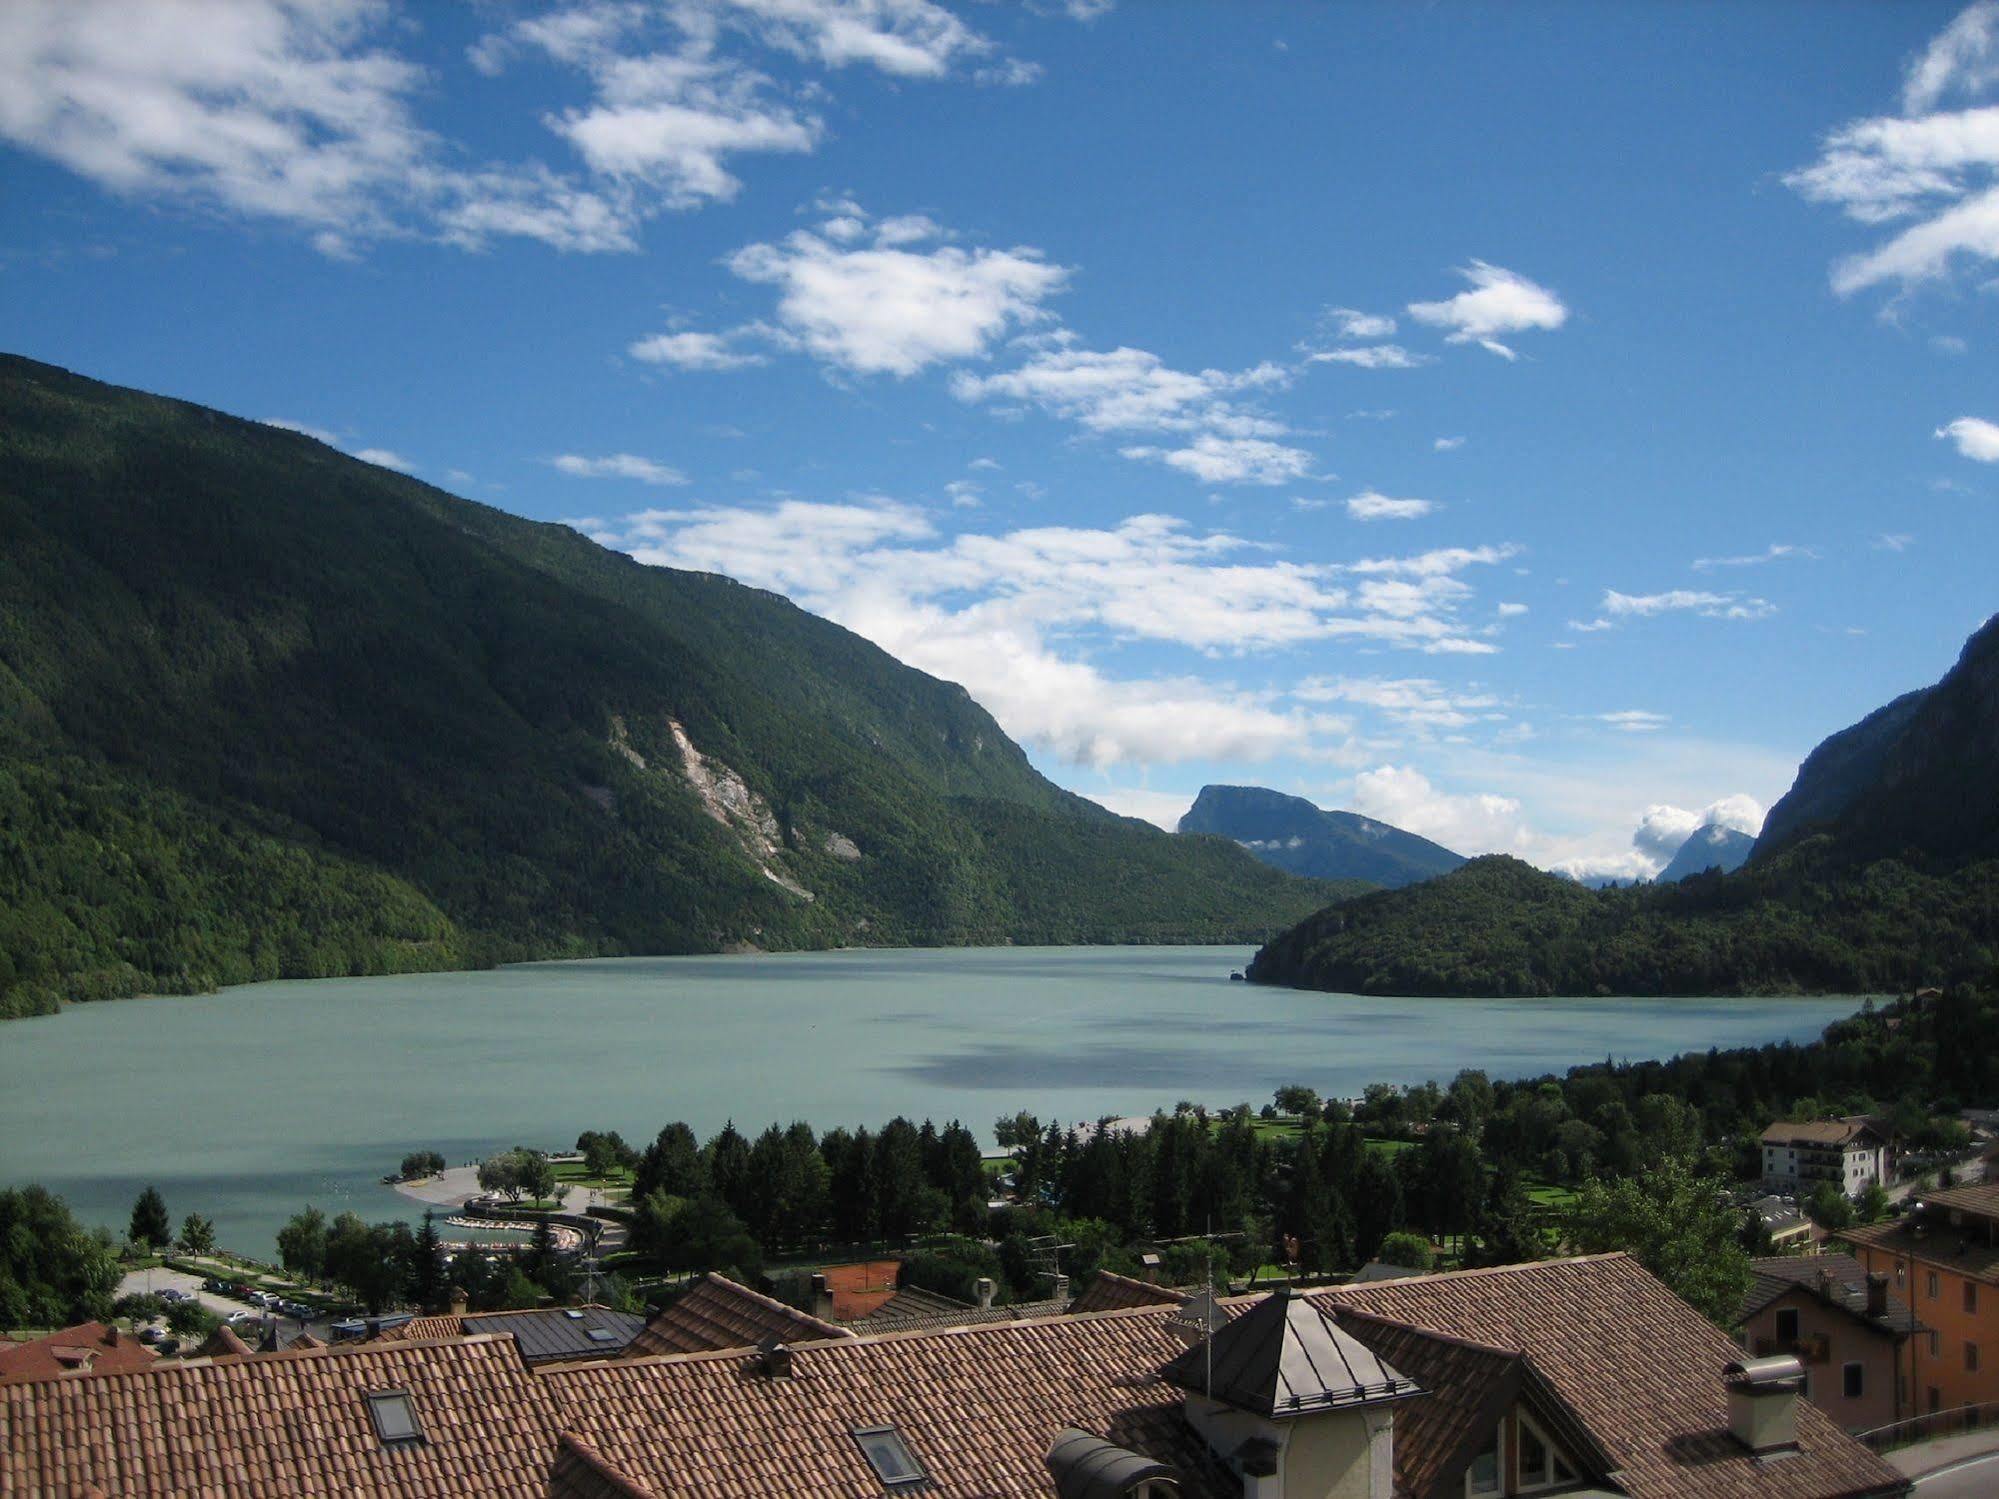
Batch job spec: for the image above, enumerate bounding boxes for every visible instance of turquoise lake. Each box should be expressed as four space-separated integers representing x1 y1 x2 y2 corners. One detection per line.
0 946 1860 1259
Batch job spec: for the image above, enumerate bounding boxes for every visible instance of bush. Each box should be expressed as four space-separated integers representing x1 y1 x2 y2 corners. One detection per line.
1375 1232 1436 1272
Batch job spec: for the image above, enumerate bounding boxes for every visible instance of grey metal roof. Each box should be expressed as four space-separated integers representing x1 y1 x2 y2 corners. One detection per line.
1162 1284 1422 1419
465 1306 647 1365
1044 1428 1181 1499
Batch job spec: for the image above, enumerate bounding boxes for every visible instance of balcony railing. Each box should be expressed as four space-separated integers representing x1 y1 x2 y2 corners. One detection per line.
1857 1401 1999 1453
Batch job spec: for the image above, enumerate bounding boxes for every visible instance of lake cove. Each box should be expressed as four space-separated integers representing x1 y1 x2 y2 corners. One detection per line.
0 946 1859 1258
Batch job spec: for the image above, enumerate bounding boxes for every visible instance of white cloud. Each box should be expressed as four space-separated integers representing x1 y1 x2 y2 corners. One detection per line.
353 447 417 473
953 345 1285 435
1938 414 1999 459
0 0 1027 257
1601 588 1776 621
1075 786 1198 830
1307 344 1430 370
1292 676 1502 734
974 57 1044 86
1407 261 1568 358
583 500 1513 766
723 213 1068 375
1348 765 1526 855
1121 434 1316 486
1788 6 1999 292
1496 602 1527 617
1554 793 1765 883
1323 307 1397 340
1906 0 1999 114
723 0 993 79
1344 491 1435 521
1596 709 1669 733
1433 436 1465 451
627 329 769 370
1875 531 1916 551
1933 333 1970 354
551 452 689 486
1691 542 1816 570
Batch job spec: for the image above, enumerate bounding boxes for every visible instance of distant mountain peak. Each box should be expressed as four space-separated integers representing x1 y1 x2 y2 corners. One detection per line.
1179 784 1464 889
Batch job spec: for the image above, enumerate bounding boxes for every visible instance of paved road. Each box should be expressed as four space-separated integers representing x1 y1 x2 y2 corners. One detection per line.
1907 1450 1999 1495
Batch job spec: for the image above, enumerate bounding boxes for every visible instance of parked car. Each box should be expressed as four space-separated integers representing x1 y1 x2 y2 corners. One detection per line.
137 1325 164 1344
227 1310 259 1326
157 1288 186 1303
280 1301 313 1320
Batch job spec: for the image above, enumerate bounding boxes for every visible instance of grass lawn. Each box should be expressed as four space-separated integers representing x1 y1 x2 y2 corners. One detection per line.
1522 1180 1579 1210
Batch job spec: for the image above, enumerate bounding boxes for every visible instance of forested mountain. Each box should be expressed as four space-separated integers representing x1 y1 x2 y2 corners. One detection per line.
1178 784 1463 888
1655 824 1755 884
1250 617 1999 998
1753 613 1999 866
0 356 1347 1018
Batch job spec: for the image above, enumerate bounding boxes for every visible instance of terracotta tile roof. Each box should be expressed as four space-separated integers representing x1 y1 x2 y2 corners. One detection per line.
1317 1254 1906 1499
552 1307 1237 1498
1740 1254 1922 1337
0 1324 158 1383
624 1273 854 1357
549 1432 661 1499
1844 1200 1999 1285
0 1334 565 1497
1065 1271 1189 1315
194 1326 254 1360
1924 1179 1999 1220
0 1256 1907 1499
816 1260 902 1319
1761 1119 1884 1148
1344 1316 1518 1499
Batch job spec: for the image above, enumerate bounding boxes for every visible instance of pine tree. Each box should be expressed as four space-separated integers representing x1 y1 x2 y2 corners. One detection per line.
128 1186 170 1252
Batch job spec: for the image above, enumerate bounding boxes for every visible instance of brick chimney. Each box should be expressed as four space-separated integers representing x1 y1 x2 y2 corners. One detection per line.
105 1325 121 1347
810 1273 836 1321
449 1286 469 1317
975 1277 996 1310
1866 1273 1888 1319
1725 1355 1803 1455
1051 1273 1070 1304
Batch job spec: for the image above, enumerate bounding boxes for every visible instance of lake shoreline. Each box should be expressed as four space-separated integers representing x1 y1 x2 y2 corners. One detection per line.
0 947 1861 1258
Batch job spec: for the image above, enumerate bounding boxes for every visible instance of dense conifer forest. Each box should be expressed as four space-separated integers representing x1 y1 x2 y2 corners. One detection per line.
0 356 1357 1018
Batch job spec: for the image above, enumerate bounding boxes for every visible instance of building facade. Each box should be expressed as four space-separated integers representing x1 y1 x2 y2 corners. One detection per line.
1845 1182 1999 1416
1762 1119 1892 1199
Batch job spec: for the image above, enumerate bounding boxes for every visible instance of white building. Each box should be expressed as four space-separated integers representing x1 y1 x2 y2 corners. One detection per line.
1761 1118 1892 1199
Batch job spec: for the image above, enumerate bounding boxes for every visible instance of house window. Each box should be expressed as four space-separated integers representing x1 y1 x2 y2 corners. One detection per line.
1895 1263 1906 1288
1969 1343 1982 1374
1843 1363 1864 1399
1930 1331 1941 1358
363 1390 423 1446
1928 1272 1940 1300
1515 1411 1577 1493
1929 1387 1943 1413
1466 1425 1501 1495
1775 1308 1800 1344
852 1426 928 1489
1967 1283 1979 1314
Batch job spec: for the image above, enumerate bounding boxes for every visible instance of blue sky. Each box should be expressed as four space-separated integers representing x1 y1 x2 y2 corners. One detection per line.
4 0 1997 878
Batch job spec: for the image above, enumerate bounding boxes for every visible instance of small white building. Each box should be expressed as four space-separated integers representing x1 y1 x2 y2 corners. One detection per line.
1760 1118 1891 1199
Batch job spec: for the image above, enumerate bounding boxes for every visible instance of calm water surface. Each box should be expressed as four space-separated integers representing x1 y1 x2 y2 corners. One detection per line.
0 946 1858 1258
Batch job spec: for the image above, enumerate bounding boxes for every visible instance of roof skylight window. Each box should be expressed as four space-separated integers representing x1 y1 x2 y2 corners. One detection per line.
586 1327 618 1342
364 1390 423 1446
853 1425 928 1488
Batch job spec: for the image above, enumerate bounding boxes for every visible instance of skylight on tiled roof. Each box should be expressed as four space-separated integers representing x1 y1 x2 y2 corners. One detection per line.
363 1389 423 1446
586 1328 618 1342
852 1425 927 1488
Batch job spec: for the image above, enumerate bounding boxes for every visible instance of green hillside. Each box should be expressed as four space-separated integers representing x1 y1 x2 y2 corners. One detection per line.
1249 616 1999 998
0 355 1349 1018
